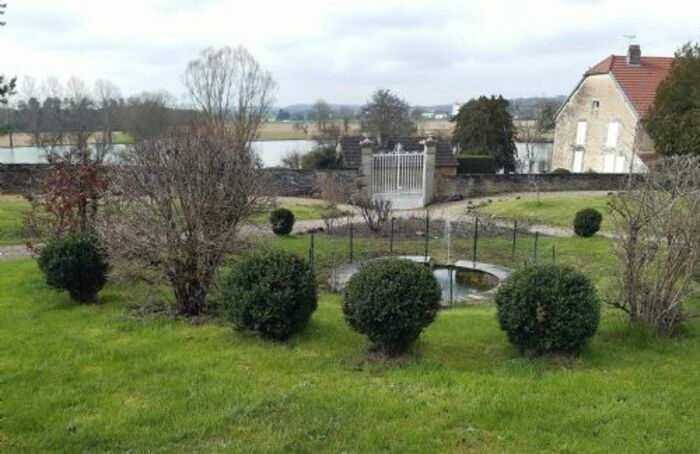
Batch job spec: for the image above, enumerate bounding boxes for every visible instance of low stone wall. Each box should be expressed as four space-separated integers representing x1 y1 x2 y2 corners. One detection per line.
1 163 640 200
262 168 358 198
436 173 639 200
0 164 49 194
0 164 358 198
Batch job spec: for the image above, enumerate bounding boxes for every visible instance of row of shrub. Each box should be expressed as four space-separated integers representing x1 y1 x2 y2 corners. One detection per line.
224 254 600 357
38 236 600 357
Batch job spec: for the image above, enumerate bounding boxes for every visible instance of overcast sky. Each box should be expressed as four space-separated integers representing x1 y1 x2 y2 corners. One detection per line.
2 0 698 106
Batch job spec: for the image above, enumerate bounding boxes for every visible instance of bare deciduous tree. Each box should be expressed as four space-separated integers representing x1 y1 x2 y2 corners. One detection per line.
607 155 700 334
183 45 276 144
94 79 121 145
352 194 392 234
104 46 276 316
104 126 268 316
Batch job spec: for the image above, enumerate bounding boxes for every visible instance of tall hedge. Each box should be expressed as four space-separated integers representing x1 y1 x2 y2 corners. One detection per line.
456 155 499 174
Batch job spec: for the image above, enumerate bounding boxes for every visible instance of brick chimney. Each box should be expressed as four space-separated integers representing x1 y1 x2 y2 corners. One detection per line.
627 44 641 66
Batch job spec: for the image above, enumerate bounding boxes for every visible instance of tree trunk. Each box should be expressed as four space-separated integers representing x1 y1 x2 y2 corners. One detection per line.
172 276 208 316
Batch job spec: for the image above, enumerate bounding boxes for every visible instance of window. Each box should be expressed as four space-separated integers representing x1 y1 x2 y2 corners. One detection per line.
575 121 587 146
603 153 615 173
592 100 600 111
573 150 584 172
614 155 626 172
606 122 620 148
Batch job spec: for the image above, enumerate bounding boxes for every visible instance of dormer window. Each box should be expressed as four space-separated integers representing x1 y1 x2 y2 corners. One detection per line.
592 100 600 112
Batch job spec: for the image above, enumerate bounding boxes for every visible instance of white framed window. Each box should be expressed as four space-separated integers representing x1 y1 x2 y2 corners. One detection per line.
606 122 620 148
592 100 600 112
614 155 626 173
573 150 584 172
575 121 587 146
603 153 615 173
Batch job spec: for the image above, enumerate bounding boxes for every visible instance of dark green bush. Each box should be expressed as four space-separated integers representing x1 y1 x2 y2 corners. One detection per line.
495 264 600 355
37 235 109 303
301 146 339 170
342 259 441 355
221 250 317 340
550 168 571 174
573 208 602 237
269 208 295 235
456 155 499 174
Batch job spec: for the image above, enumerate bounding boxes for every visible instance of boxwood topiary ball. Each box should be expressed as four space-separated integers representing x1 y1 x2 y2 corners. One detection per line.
269 208 295 236
342 259 441 355
573 208 603 237
37 235 109 303
495 264 600 355
221 249 317 340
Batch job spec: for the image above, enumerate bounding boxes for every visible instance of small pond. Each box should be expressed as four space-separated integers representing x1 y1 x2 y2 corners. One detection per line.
433 266 500 303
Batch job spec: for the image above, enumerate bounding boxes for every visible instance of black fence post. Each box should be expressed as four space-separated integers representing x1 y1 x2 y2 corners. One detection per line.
472 217 479 267
390 217 395 254
424 211 430 261
512 220 518 259
349 223 354 262
308 233 315 268
534 231 539 263
552 244 556 264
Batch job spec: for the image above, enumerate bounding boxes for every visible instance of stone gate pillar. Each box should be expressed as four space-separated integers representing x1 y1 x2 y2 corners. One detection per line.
421 137 436 206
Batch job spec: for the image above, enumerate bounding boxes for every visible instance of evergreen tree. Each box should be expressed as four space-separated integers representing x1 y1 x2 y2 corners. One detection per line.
646 42 700 156
452 95 517 172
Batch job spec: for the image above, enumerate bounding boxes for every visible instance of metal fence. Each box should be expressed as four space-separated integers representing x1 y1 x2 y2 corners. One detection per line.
303 212 559 289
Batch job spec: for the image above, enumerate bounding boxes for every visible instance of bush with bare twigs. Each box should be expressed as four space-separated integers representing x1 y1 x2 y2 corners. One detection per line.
607 155 700 334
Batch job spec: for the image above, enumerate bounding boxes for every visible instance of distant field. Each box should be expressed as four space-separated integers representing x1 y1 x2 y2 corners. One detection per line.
0 120 455 146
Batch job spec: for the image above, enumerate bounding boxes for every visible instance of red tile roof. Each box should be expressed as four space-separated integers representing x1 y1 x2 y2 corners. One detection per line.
585 55 674 117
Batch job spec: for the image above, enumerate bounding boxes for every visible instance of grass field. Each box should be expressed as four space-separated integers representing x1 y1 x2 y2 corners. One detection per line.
2 192 699 451
478 194 612 230
0 195 34 245
1 255 699 451
251 199 330 224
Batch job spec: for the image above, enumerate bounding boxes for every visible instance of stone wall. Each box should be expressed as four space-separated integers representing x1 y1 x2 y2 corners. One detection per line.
0 164 49 194
261 168 358 197
2 163 638 200
436 173 639 200
0 164 358 198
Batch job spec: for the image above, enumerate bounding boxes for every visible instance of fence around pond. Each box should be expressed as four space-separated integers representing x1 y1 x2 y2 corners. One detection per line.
300 213 559 306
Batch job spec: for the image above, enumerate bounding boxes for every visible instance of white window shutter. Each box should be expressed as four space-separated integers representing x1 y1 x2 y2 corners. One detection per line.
606 123 620 148
575 121 588 146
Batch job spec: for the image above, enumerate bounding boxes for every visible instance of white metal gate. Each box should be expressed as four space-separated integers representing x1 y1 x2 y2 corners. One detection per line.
371 152 425 209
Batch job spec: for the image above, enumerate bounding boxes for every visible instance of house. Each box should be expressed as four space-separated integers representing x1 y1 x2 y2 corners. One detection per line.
551 45 673 173
337 136 458 176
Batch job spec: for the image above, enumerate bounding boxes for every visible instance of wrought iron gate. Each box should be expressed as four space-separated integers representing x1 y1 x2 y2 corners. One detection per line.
371 152 425 209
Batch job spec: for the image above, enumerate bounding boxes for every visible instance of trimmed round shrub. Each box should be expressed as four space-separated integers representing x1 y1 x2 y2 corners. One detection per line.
269 208 295 235
221 250 317 340
573 208 603 237
495 264 600 355
37 235 109 303
342 259 441 355
550 168 571 174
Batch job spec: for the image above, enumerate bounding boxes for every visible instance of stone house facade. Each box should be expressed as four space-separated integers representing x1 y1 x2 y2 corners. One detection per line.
552 45 673 173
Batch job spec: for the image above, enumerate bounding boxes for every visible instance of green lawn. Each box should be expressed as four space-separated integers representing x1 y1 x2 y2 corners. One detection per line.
0 195 33 245
478 194 612 230
251 200 330 224
1 257 699 451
